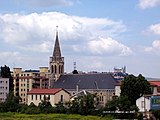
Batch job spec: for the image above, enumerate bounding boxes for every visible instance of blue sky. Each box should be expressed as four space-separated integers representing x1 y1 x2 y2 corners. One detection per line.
0 0 160 78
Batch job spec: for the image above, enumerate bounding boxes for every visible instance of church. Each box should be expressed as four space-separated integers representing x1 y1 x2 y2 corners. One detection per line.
49 29 117 106
12 28 117 106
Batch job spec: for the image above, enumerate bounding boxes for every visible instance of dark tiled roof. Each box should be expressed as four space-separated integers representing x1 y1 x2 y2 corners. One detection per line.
53 73 117 90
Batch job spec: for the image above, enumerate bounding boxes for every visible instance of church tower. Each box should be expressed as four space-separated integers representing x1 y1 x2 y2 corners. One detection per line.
49 27 64 87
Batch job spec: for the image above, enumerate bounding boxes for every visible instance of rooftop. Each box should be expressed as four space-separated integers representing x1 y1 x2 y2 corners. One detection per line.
54 73 117 90
27 88 62 95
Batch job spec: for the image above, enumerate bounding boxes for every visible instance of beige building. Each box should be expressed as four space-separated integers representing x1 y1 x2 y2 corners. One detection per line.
27 88 70 106
12 67 49 104
0 78 9 102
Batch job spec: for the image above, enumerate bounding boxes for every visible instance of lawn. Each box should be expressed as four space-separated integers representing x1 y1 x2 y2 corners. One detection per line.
0 113 113 120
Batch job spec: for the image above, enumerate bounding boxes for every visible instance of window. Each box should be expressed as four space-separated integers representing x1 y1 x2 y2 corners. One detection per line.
54 65 57 74
141 101 145 108
40 95 41 100
35 95 37 100
60 95 63 102
51 65 54 73
48 95 50 100
101 96 104 101
31 95 33 100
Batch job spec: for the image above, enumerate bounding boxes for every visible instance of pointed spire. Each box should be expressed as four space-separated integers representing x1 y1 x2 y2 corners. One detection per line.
53 26 61 57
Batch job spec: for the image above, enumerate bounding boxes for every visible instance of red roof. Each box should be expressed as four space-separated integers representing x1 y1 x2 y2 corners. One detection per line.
27 88 62 95
149 81 160 87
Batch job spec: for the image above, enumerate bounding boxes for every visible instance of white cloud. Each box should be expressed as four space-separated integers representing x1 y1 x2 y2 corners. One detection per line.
88 37 132 56
149 24 160 35
139 0 160 9
0 12 127 55
0 51 23 67
145 40 160 54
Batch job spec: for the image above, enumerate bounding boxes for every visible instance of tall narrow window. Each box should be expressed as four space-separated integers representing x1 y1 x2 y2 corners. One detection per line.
60 95 63 102
59 65 61 74
54 65 57 74
31 95 33 100
35 95 37 100
51 65 54 73
141 101 145 108
61 65 63 73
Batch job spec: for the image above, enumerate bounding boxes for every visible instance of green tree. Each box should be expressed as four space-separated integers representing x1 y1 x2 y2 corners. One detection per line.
54 102 67 113
69 94 95 115
105 96 138 112
121 74 151 105
25 102 40 114
3 91 21 112
38 96 53 113
1 65 11 78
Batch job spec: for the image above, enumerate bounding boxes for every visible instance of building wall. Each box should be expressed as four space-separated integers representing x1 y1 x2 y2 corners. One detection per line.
68 89 114 107
54 90 70 106
0 78 9 102
153 87 158 95
27 90 70 106
12 68 49 104
28 94 51 106
115 85 121 96
136 96 150 112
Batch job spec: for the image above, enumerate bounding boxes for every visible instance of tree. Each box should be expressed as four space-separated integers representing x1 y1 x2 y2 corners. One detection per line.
3 91 21 112
0 65 14 91
68 94 95 115
38 96 53 113
105 96 138 112
1 65 11 78
121 74 151 105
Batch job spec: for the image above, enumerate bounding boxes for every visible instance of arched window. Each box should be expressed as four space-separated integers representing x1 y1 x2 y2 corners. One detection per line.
59 65 61 74
54 65 57 74
51 65 54 73
61 65 63 73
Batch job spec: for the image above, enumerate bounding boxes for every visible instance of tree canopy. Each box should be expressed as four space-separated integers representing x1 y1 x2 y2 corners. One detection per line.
121 74 151 105
0 65 11 78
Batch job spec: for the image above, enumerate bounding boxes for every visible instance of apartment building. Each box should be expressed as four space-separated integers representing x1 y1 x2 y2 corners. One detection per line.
12 67 49 104
0 78 9 102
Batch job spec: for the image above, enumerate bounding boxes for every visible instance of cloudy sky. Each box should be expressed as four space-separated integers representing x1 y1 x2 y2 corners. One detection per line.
0 0 160 78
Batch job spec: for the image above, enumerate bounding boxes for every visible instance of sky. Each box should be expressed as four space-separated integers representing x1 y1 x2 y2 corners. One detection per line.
0 0 160 78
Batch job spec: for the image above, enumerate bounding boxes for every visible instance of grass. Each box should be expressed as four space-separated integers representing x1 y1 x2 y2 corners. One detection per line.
0 113 113 120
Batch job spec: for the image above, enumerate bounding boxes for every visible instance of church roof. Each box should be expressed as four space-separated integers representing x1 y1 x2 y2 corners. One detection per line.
53 73 117 90
53 31 61 57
